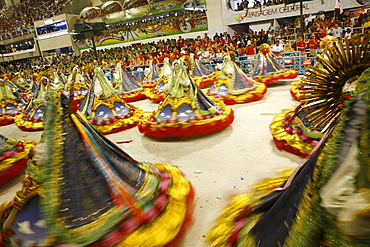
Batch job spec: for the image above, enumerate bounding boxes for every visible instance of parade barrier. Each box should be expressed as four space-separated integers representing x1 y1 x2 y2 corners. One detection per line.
117 51 318 81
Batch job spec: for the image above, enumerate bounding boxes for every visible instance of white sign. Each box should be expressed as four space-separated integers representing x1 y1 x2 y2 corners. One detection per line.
221 0 361 26
44 19 54 25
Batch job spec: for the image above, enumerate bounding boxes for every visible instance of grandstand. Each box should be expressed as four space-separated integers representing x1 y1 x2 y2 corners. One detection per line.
0 0 369 78
1 1 370 247
0 0 366 72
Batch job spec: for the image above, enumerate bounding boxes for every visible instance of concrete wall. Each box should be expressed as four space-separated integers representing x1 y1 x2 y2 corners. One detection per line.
38 34 75 51
0 49 40 62
205 0 234 37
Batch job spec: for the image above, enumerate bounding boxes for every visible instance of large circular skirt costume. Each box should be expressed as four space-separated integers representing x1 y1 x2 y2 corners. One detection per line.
206 55 267 105
0 135 36 187
208 63 370 247
52 71 67 90
140 60 160 89
145 57 173 103
289 79 305 101
78 67 143 135
250 44 298 85
271 35 370 157
0 79 25 126
191 56 218 89
139 60 234 139
0 89 194 247
66 67 90 102
11 73 31 91
14 76 51 131
8 73 32 100
112 62 147 102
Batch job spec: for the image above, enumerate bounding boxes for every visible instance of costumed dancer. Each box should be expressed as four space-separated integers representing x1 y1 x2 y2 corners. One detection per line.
9 73 31 98
271 35 370 157
7 73 32 102
145 57 172 102
14 75 52 131
250 43 298 85
208 65 370 247
112 62 147 102
66 66 89 102
190 54 217 89
206 54 267 105
139 59 234 139
0 79 26 126
141 60 160 88
52 71 67 90
79 67 143 135
290 36 338 101
11 73 30 90
0 80 194 246
15 72 57 131
19 74 39 102
0 135 36 187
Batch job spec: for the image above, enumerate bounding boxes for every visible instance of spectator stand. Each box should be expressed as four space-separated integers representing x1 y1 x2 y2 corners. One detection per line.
0 0 73 41
0 28 35 41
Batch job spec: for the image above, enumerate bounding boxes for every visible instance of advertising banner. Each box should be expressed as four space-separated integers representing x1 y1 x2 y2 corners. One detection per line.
222 0 363 26
84 0 206 24
75 0 207 49
75 15 208 49
223 1 334 25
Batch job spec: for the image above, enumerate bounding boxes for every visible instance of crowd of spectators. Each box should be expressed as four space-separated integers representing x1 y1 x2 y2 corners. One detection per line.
0 0 72 40
0 33 238 76
0 7 369 78
227 0 284 11
0 0 199 41
0 19 364 79
275 10 370 40
239 10 370 57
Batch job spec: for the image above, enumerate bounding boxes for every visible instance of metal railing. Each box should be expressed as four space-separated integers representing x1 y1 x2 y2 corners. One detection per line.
0 28 35 41
196 52 317 75
118 52 319 81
